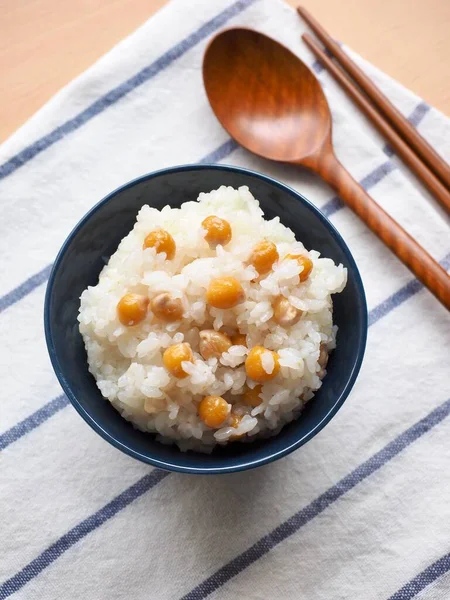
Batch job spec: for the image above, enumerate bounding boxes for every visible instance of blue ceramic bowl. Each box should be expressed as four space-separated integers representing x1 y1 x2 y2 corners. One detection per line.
45 164 367 474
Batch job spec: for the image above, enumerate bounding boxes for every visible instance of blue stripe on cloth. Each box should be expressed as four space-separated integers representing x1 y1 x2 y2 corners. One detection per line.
180 398 450 600
0 469 170 600
0 99 429 315
312 58 325 74
0 395 69 451
408 101 431 128
4 249 447 453
0 264 52 315
369 252 450 327
0 0 258 182
2 399 449 599
388 552 450 600
383 102 430 158
198 139 239 163
322 160 396 217
310 48 334 74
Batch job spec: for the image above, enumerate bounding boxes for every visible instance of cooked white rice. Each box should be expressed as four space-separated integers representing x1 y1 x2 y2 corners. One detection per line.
78 186 347 452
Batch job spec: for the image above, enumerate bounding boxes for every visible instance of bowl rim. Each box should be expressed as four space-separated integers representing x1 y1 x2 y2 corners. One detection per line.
44 163 367 474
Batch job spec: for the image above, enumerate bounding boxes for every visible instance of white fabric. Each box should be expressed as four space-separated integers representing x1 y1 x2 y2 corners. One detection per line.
1 0 449 598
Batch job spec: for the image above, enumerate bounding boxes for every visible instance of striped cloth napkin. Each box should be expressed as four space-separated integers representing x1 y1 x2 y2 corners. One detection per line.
1 0 449 598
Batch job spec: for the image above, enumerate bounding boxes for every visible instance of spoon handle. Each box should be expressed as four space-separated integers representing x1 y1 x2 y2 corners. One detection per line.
315 153 450 310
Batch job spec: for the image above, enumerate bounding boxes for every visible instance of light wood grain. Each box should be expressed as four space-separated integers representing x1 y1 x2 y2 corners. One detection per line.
0 0 449 142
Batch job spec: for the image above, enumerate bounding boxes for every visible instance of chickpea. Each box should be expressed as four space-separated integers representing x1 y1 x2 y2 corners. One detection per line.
245 346 280 383
248 240 279 275
206 277 245 309
243 384 263 407
273 296 302 327
202 216 232 248
143 229 176 260
117 293 149 326
199 330 232 360
231 333 247 347
163 343 193 378
150 293 183 322
318 343 329 369
198 395 230 428
317 344 329 379
285 253 313 282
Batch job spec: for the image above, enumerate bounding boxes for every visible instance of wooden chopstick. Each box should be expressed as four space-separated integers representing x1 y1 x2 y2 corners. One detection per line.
297 5 450 191
302 33 450 214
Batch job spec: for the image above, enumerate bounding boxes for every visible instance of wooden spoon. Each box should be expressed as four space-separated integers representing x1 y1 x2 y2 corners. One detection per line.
203 28 450 310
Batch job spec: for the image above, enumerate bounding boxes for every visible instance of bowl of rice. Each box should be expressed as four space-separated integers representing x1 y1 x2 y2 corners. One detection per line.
45 164 367 473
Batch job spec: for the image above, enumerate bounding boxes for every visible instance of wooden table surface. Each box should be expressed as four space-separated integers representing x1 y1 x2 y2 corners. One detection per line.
1 0 449 143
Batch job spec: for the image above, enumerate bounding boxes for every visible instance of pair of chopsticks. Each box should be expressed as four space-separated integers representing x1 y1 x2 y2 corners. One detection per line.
297 6 450 215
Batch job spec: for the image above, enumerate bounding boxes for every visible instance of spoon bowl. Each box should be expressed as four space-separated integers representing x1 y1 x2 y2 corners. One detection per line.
203 28 331 163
